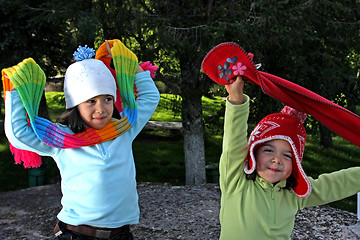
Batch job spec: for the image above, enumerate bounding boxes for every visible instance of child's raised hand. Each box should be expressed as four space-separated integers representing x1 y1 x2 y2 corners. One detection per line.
104 40 112 58
225 76 244 105
136 65 144 74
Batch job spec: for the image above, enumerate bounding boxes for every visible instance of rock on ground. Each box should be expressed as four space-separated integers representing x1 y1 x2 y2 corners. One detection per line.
0 182 359 239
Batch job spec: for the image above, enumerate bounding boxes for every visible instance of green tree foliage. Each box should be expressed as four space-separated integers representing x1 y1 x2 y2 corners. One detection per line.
1 0 359 182
1 0 75 76
130 0 260 185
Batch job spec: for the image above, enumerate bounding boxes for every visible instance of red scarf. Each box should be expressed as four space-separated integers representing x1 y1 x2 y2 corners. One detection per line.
202 42 360 147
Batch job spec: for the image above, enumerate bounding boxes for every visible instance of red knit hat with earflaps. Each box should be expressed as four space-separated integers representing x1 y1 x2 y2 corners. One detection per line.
246 106 311 198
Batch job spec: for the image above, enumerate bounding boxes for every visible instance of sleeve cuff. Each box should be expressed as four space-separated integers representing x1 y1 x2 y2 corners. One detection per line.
135 70 151 80
226 94 250 109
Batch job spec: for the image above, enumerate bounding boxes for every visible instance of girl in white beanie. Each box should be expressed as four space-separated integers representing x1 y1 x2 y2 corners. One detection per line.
4 40 160 239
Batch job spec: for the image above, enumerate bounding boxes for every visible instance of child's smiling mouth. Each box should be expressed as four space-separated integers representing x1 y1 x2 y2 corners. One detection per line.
268 167 280 172
94 116 107 120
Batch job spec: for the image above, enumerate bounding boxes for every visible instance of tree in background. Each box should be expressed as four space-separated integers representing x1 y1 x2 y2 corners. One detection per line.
1 0 359 184
126 0 256 185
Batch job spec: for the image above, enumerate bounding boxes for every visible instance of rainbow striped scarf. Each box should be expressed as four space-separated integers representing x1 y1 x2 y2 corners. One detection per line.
2 40 138 165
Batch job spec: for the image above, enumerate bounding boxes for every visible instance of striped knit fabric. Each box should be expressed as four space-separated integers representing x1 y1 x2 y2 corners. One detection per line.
2 40 138 160
95 40 158 114
111 40 138 126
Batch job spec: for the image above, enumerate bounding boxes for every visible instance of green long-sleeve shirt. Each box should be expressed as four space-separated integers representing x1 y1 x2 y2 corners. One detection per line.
219 95 360 240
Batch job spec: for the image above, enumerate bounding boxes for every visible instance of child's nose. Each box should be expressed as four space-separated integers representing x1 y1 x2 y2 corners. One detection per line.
272 155 281 164
95 103 105 113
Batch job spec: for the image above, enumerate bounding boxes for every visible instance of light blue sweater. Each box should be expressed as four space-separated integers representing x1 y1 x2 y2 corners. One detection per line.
5 71 160 228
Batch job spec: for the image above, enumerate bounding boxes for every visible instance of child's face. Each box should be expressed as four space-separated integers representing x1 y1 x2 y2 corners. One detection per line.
255 139 293 183
77 94 114 130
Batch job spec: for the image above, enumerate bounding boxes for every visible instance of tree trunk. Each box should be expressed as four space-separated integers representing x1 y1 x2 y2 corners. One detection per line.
319 123 333 148
180 56 206 186
182 96 206 185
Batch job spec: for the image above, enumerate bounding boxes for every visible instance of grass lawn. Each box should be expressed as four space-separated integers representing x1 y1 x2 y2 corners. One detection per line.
0 92 359 213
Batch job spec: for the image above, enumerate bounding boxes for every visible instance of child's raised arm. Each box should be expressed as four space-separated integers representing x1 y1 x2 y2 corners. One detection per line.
225 76 244 105
220 75 249 193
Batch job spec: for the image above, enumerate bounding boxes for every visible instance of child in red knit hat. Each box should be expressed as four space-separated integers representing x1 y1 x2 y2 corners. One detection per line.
219 75 360 240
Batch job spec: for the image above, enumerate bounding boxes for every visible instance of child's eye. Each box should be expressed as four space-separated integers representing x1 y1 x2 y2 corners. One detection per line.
87 99 96 103
284 154 292 160
263 148 273 154
105 97 113 102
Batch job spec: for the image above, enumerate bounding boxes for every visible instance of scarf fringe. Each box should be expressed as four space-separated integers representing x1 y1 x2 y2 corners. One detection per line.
9 143 42 168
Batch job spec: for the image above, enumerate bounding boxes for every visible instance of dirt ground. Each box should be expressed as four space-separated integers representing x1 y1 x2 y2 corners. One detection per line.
0 182 359 240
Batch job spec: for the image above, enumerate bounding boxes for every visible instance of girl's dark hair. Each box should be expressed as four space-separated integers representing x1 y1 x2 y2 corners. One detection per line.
58 107 87 133
245 171 298 190
58 104 120 133
39 93 50 120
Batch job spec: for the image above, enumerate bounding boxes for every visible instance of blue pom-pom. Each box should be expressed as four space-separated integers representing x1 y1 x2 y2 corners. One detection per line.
73 45 95 61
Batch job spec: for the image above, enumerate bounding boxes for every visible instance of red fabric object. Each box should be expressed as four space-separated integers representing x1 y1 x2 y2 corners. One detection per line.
202 42 360 198
246 106 310 198
8 116 42 168
202 42 360 148
202 42 260 85
9 143 42 168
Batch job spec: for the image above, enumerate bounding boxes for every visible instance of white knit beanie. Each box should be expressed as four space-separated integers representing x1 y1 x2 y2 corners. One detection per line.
64 46 117 109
